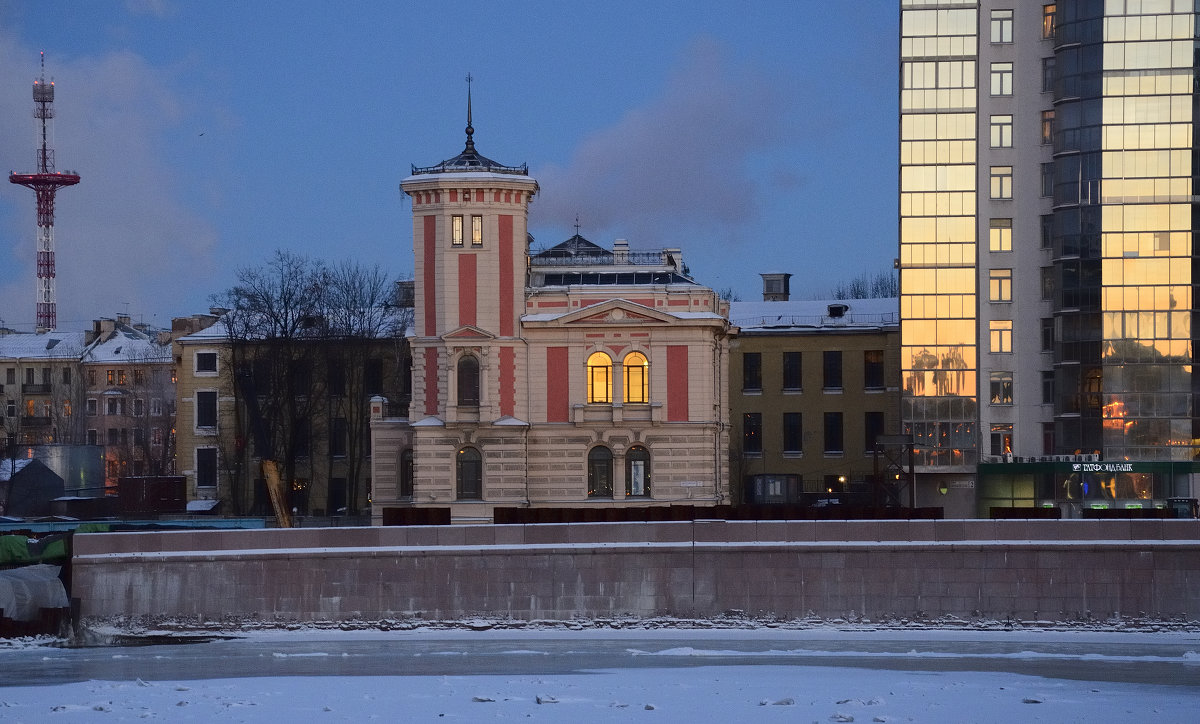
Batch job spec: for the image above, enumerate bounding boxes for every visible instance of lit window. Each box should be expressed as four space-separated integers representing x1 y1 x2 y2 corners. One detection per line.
990 423 1014 456
625 445 650 497
623 352 648 403
989 218 1012 252
471 215 483 246
990 372 1014 405
588 446 613 498
990 166 1013 199
989 114 1013 148
990 320 1013 353
990 9 1013 43
1042 4 1056 40
586 352 612 403
452 215 464 246
990 62 1013 96
1041 110 1054 144
989 268 1013 302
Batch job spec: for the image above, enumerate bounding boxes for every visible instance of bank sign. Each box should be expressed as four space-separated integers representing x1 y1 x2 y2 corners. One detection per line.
1073 462 1134 473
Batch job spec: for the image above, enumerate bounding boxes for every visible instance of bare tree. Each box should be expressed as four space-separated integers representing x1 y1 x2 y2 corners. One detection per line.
828 270 899 300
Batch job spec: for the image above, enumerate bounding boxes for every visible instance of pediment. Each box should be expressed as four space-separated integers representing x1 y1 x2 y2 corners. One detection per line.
442 325 495 341
554 299 675 326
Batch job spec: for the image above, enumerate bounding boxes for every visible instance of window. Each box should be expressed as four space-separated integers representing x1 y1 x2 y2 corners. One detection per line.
6 399 15 417
327 361 345 396
990 423 1014 456
782 412 803 454
457 355 480 406
1042 370 1055 405
133 427 145 446
1041 267 1054 301
822 351 842 390
133 398 144 417
331 417 348 457
451 215 464 246
990 62 1012 96
117 370 127 386
1041 162 1053 197
133 369 144 385
989 114 1013 148
742 352 761 392
106 369 115 385
586 352 612 403
293 418 310 458
106 398 125 416
743 412 762 455
1040 214 1053 249
989 268 1013 302
150 398 162 416
626 445 650 497
587 446 613 497
623 351 648 403
152 428 163 447
990 371 1014 405
456 446 482 500
1041 110 1054 144
990 320 1013 353
41 367 50 385
87 369 96 386
196 391 217 428
823 412 844 455
4 368 12 385
989 219 1012 252
196 447 217 488
990 166 1013 199
87 429 97 445
471 215 483 246
864 350 884 390
399 449 414 498
61 367 71 385
782 352 801 391
364 358 383 396
63 400 72 417
86 398 97 416
1041 318 1055 351
864 411 884 452
1041 57 1055 93
1042 4 1056 39
990 9 1013 43
107 428 119 445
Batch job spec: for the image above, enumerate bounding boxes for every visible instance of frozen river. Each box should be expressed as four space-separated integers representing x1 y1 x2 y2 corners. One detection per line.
1 628 1198 722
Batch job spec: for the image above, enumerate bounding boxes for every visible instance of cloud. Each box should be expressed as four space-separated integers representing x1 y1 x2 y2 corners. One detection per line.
0 34 218 331
531 37 790 249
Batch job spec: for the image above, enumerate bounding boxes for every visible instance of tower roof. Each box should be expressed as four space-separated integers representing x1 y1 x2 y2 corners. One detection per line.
411 75 528 176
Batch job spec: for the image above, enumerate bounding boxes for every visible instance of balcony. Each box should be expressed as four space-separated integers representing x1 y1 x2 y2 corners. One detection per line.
22 383 51 394
21 416 52 428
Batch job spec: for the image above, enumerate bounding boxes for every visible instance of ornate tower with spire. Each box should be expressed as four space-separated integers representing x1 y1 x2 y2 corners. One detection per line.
9 53 80 333
399 76 539 505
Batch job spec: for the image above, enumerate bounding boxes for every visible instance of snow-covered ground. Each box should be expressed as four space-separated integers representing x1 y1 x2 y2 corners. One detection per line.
1 627 1197 722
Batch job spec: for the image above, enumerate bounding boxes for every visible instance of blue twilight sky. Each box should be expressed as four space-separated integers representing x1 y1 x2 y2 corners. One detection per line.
0 1 898 332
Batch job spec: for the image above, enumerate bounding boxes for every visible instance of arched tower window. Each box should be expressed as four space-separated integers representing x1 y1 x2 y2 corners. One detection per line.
399 448 414 498
588 446 613 498
626 445 651 497
456 446 482 500
587 352 612 403
457 355 480 406
623 351 649 403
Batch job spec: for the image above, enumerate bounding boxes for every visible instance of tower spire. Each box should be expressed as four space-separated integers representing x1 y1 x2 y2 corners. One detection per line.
463 72 475 153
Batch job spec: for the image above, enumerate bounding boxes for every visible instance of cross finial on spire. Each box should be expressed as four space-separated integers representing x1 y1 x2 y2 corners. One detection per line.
463 72 475 152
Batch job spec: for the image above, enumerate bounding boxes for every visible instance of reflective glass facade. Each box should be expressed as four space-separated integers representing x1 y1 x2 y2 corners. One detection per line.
900 1 979 468
1051 0 1197 461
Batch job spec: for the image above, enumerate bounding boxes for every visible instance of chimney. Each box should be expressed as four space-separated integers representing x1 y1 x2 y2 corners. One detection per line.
117 314 131 326
613 238 629 264
827 303 849 319
760 273 792 302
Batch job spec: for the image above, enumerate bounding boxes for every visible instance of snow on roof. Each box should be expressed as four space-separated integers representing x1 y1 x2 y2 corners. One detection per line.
82 323 171 364
0 331 90 360
731 298 899 332
187 499 221 512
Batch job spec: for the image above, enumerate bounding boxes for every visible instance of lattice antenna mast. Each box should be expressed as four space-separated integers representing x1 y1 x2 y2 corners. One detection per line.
9 52 81 332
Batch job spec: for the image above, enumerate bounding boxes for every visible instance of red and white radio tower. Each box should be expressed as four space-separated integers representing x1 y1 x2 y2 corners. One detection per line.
9 52 80 333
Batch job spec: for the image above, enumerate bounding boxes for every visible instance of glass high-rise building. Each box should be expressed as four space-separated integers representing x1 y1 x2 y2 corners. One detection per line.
899 0 1199 516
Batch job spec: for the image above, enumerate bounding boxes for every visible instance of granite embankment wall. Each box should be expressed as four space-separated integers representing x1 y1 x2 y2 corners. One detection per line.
72 520 1200 622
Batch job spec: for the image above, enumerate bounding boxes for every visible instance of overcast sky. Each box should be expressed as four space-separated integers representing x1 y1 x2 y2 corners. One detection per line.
0 1 897 332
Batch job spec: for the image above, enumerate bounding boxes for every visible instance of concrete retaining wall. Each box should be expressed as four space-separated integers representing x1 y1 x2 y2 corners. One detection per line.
72 520 1200 622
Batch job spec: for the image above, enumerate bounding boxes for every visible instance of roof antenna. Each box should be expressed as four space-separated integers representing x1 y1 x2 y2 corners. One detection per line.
574 215 581 237
463 72 475 153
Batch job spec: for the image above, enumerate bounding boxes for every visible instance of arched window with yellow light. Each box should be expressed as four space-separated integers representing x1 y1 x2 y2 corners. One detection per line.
623 351 649 403
586 351 612 403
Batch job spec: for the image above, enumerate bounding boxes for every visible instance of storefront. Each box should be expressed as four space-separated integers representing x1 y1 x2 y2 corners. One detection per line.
976 459 1198 518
